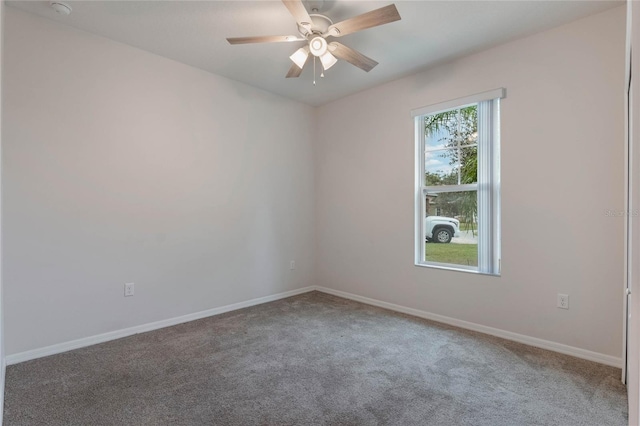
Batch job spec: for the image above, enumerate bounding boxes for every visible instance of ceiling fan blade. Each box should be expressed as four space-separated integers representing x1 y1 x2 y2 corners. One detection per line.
329 42 378 72
325 4 401 37
227 35 304 44
286 63 305 78
282 0 313 29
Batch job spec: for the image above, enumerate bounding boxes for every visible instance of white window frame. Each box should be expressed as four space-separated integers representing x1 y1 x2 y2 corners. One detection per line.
412 88 505 275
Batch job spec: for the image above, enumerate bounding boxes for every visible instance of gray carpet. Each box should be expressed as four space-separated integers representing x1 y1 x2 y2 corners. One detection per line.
4 291 627 425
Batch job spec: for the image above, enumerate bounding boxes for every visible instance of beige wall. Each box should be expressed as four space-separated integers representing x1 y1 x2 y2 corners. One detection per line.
315 6 626 358
3 8 316 355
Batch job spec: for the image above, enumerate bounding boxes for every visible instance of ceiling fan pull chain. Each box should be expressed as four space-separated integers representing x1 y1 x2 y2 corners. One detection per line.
313 56 317 86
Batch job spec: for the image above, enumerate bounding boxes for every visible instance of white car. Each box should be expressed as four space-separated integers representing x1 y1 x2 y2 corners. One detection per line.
425 215 461 243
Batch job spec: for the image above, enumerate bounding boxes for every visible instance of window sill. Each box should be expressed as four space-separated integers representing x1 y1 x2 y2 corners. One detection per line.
414 262 501 277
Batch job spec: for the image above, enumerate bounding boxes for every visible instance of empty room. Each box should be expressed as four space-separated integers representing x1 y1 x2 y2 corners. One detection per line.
1 0 640 425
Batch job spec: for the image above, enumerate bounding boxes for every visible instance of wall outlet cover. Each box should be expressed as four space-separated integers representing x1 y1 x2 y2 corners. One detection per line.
124 282 135 297
557 293 569 309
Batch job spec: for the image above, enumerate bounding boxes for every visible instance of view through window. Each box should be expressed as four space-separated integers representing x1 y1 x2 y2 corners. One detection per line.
424 106 479 267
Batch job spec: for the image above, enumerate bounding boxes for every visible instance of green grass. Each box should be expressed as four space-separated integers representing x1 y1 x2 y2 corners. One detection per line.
426 243 478 267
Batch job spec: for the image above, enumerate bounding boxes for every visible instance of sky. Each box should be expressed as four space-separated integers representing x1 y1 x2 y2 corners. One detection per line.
425 129 456 176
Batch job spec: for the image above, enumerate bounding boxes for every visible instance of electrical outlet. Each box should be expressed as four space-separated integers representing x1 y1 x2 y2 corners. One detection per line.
290 260 295 270
124 282 135 297
557 293 569 309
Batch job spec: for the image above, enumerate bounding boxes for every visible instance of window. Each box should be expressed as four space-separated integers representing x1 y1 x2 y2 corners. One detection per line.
413 89 504 275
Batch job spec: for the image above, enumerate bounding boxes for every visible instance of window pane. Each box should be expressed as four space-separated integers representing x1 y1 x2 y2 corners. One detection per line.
459 145 477 184
425 128 448 151
424 105 478 152
425 149 457 185
425 190 478 267
425 146 477 186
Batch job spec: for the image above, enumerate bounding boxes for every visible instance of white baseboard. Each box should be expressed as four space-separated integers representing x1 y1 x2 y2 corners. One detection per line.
6 286 316 365
313 286 623 368
7 285 622 369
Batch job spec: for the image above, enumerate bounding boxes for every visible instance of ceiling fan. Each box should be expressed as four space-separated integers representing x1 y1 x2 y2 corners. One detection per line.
226 0 401 79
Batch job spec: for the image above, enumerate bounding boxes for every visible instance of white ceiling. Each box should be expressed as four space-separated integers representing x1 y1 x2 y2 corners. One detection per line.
7 0 621 106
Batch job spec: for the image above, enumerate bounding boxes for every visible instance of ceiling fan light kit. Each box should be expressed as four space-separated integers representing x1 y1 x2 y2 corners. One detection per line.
290 46 310 69
226 0 401 83
309 37 327 56
319 51 337 71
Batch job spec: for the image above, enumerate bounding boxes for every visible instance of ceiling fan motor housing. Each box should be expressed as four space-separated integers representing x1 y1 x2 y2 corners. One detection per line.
298 14 333 37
